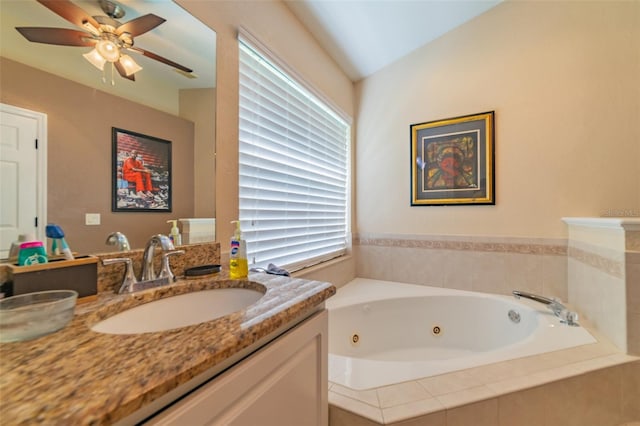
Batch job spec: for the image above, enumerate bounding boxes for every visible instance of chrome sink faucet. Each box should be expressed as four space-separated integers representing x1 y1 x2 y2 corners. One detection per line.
512 290 579 326
141 234 176 281
102 234 184 294
105 232 130 251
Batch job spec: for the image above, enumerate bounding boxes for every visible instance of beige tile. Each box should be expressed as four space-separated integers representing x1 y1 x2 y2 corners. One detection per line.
440 250 474 291
627 313 640 356
356 246 390 281
542 254 568 302
626 263 640 315
382 397 444 424
497 386 546 426
329 404 381 426
471 252 508 295
331 383 380 407
396 247 445 287
486 371 549 396
417 370 484 396
329 391 384 424
466 353 556 384
621 361 640 423
570 353 638 375
486 360 584 395
446 398 499 426
544 366 622 426
544 341 619 366
435 385 496 409
504 252 543 296
377 381 432 408
388 410 446 426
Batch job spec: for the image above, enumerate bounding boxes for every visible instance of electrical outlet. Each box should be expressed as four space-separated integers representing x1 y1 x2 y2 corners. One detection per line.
85 213 101 225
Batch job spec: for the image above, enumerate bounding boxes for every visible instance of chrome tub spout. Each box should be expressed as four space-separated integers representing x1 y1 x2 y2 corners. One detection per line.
512 290 579 326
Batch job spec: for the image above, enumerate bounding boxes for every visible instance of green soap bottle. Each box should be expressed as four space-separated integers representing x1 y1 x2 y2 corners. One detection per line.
229 220 248 279
18 241 48 266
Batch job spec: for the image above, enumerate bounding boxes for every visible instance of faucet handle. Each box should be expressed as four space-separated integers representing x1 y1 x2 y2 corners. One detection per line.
102 257 138 293
159 250 185 282
558 309 579 326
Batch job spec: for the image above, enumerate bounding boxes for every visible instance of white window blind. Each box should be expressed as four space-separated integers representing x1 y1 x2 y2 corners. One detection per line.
238 37 350 272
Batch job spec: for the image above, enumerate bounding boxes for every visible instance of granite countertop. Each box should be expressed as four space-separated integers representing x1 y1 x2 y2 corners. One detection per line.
0 272 336 425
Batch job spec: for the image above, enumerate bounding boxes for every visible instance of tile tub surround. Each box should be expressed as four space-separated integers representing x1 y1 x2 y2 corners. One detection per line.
354 233 568 301
328 317 640 426
0 272 335 425
563 217 640 355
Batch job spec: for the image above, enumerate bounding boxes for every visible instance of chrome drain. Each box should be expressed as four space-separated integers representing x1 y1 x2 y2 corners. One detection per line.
508 309 521 323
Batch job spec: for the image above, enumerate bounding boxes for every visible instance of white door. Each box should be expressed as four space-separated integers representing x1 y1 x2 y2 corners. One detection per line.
0 104 47 259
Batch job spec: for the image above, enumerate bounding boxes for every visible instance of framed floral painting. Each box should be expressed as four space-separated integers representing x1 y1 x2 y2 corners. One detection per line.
410 111 495 206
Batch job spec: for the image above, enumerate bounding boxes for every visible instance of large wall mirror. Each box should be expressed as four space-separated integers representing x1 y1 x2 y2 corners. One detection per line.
0 0 217 255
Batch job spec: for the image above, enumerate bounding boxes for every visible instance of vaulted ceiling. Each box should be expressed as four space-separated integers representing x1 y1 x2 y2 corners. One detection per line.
285 0 502 81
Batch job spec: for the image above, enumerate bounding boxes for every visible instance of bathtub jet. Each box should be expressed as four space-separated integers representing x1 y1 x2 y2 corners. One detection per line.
512 290 579 326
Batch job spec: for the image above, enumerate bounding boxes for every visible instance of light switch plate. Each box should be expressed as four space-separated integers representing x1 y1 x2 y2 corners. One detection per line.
85 213 101 225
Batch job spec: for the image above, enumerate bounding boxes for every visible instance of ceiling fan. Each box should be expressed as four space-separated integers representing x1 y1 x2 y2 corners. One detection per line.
15 0 193 81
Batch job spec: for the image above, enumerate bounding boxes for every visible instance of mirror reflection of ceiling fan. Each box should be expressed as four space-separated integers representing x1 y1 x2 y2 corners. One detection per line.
15 0 193 82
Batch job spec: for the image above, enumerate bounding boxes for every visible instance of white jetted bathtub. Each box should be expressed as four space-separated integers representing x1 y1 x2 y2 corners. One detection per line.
327 278 597 390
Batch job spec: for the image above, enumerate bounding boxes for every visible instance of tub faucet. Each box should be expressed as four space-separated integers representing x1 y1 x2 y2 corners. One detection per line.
141 234 175 281
512 290 579 326
105 232 130 251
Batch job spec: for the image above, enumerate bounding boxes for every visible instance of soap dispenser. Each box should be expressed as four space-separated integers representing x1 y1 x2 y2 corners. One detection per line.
229 220 248 279
167 220 182 246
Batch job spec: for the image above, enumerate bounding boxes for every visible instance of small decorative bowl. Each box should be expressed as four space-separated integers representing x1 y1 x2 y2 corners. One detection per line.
0 290 78 343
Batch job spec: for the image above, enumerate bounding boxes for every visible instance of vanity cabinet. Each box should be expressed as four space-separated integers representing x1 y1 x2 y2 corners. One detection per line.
146 309 328 426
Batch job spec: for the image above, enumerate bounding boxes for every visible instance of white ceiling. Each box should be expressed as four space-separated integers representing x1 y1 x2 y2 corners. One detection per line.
285 0 502 81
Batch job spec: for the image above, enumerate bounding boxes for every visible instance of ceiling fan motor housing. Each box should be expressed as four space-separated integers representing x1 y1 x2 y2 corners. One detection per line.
93 16 134 50
98 0 125 19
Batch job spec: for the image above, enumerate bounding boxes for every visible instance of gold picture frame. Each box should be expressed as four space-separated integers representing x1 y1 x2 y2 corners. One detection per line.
410 111 495 206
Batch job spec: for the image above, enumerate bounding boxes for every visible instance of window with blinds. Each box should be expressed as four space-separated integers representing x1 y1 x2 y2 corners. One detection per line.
238 37 350 272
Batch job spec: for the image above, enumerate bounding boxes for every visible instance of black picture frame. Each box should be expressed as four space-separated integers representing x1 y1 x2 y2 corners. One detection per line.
410 111 495 206
111 127 172 212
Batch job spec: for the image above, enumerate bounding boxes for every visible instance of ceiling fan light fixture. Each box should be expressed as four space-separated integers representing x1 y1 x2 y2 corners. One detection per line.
83 48 106 71
96 39 120 62
119 54 142 76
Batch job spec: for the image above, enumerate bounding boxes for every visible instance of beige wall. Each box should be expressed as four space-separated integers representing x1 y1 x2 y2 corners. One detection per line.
176 0 355 252
354 0 640 239
179 88 217 217
1 57 196 253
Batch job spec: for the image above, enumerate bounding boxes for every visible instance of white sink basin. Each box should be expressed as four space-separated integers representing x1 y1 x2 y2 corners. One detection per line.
91 288 264 334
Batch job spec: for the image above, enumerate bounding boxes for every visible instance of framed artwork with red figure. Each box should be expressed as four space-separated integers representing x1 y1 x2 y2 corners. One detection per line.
410 111 495 206
112 127 172 212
